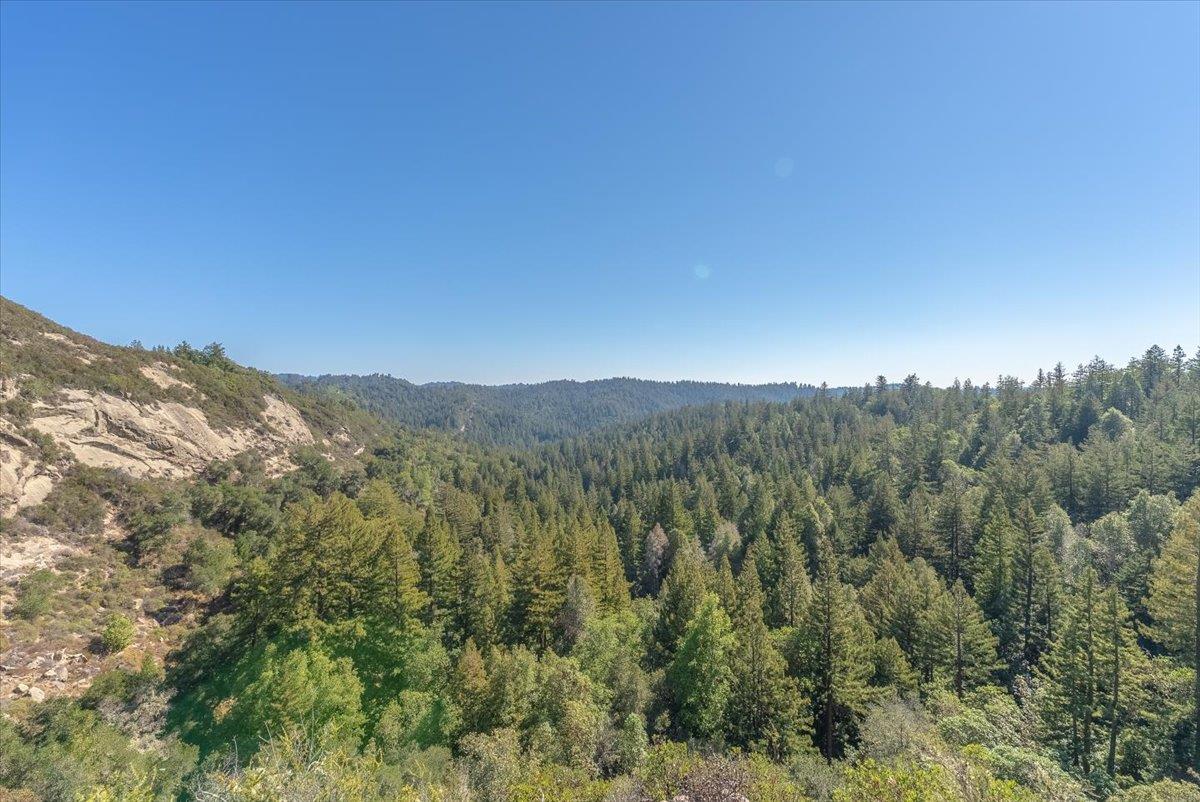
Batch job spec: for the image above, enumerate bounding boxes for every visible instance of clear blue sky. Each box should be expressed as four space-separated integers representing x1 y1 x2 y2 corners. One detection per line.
2 2 1197 386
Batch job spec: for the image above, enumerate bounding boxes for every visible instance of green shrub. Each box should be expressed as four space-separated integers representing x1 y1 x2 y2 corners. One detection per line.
12 569 62 620
3 698 194 800
100 613 135 654
182 534 238 595
232 644 365 748
1112 781 1200 802
1 395 33 422
833 759 957 802
25 477 106 534
125 486 188 562
82 658 162 709
24 428 62 462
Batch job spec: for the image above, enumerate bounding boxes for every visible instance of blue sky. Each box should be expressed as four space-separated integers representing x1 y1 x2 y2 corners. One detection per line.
2 2 1197 386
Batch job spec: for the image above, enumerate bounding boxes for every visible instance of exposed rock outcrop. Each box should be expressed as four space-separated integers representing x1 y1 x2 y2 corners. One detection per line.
0 419 57 513
138 362 192 390
0 387 314 512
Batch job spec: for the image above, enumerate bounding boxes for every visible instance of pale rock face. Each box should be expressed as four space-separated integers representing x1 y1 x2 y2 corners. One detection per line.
261 394 315 447
27 388 248 476
0 387 314 513
0 377 20 402
0 419 55 514
138 363 193 390
0 534 75 582
39 331 97 364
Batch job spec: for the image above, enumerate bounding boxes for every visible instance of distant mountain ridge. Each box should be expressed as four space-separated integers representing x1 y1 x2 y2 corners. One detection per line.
277 372 829 447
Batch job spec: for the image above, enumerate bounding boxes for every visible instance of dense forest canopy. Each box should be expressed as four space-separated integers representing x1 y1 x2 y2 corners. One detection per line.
4 341 1200 802
276 372 825 448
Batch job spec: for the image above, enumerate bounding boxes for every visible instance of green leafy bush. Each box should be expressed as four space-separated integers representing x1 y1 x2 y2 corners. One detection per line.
100 613 135 654
25 476 106 534
12 569 62 620
232 644 365 748
182 534 238 595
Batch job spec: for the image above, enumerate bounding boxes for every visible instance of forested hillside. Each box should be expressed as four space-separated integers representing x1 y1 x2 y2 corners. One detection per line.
4 338 1200 801
277 372 820 447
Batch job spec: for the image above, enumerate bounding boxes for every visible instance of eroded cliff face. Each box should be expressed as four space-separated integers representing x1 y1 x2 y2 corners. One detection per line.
0 420 56 512
0 383 314 514
1 298 385 519
0 297 378 707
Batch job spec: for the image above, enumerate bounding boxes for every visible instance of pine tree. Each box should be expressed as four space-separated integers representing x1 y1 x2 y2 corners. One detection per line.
939 579 998 698
371 516 428 630
972 504 1018 663
492 551 512 638
714 555 738 618
615 500 644 584
694 491 721 553
934 472 972 581
1040 569 1147 778
1098 586 1145 777
555 573 596 649
797 537 873 761
870 636 918 697
1038 567 1100 774
860 539 927 681
235 644 365 748
1013 500 1048 667
740 480 775 544
909 558 951 691
553 517 592 592
772 532 812 628
1030 544 1062 664
356 478 409 522
270 493 378 626
454 638 490 733
747 534 778 605
641 524 669 595
415 511 462 631
655 539 709 660
727 577 805 758
592 518 630 613
1126 490 1179 551
1146 491 1200 770
866 475 900 540
659 482 695 543
734 557 765 629
898 483 938 563
460 547 501 649
512 526 564 650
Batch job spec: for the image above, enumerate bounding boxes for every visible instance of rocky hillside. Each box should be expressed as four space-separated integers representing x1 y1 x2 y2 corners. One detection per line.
0 296 391 707
0 297 380 514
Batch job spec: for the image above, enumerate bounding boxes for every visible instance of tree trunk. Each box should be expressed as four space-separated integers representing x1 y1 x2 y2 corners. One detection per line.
823 596 834 763
1082 585 1095 777
1023 540 1034 664
824 693 834 763
1106 601 1121 776
954 612 964 699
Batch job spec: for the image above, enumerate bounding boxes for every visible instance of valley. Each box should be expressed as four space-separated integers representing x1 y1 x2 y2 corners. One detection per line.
1 296 1198 800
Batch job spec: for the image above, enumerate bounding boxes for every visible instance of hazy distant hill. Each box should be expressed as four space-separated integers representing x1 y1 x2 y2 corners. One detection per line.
277 372 824 447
